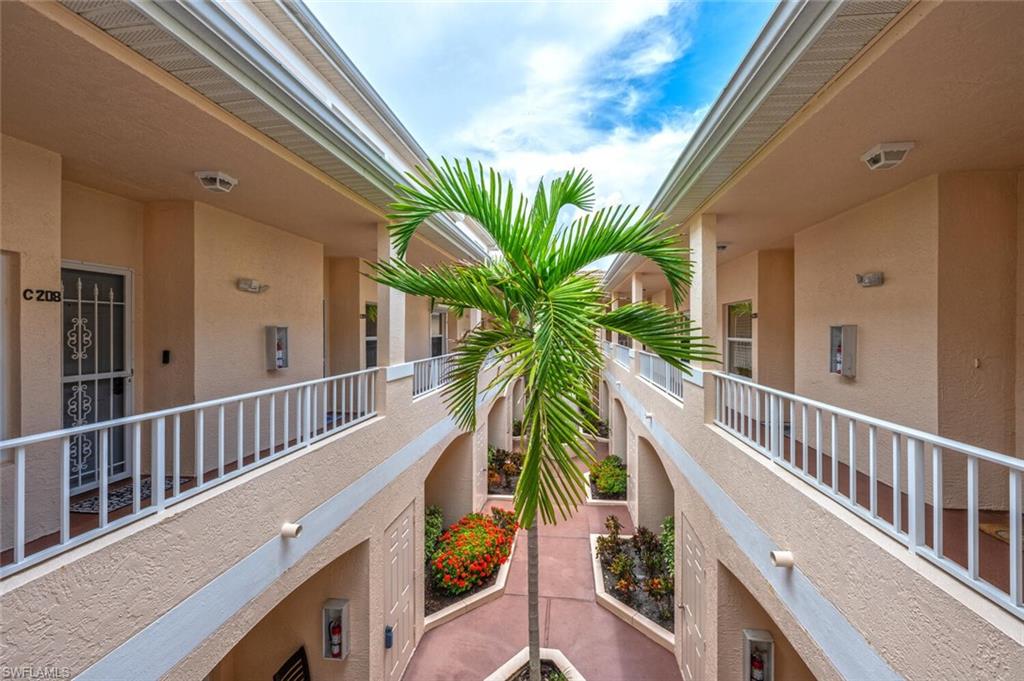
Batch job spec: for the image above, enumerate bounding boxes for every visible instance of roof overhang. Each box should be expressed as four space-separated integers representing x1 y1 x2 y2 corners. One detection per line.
59 0 489 263
604 0 909 291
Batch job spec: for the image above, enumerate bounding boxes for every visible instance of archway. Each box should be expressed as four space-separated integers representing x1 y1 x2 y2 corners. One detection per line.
611 398 627 459
487 395 509 451
635 436 674 531
425 432 474 527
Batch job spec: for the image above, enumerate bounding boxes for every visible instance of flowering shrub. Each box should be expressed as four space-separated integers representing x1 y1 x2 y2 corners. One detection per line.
432 511 518 596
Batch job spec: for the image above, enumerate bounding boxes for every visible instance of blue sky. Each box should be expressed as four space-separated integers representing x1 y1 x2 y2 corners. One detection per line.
310 0 776 211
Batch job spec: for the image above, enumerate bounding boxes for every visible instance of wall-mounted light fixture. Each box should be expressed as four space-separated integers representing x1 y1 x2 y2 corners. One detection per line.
281 522 303 539
861 142 914 170
237 278 270 294
855 272 884 287
770 550 794 568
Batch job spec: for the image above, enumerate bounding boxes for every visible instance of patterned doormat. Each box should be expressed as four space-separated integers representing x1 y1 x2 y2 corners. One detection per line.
69 476 193 514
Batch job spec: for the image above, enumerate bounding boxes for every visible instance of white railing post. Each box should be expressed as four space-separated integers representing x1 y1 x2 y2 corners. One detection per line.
152 417 166 510
1010 469 1022 606
770 395 782 459
14 446 26 563
906 437 925 550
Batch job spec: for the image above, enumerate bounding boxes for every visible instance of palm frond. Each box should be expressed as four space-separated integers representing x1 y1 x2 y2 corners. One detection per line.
597 302 719 370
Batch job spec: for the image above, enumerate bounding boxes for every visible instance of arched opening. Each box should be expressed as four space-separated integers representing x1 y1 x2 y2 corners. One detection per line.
635 436 674 531
598 380 609 421
425 432 475 527
487 395 509 451
611 398 627 459
208 540 370 681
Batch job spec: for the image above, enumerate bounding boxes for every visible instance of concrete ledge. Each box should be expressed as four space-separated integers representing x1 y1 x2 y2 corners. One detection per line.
484 647 586 681
424 530 520 632
589 534 674 653
583 471 628 507
488 493 515 502
385 362 414 381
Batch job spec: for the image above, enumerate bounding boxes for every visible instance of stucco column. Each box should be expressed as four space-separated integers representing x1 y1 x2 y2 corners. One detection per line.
376 223 405 366
610 297 621 345
630 272 643 362
689 214 719 421
468 308 482 331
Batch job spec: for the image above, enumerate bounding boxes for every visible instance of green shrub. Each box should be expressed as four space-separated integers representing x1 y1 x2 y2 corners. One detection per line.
660 515 675 579
512 419 522 436
425 505 445 561
591 455 627 495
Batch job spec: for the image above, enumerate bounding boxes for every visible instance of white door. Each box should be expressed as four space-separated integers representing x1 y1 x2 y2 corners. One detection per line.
385 502 416 681
61 265 133 493
681 514 706 681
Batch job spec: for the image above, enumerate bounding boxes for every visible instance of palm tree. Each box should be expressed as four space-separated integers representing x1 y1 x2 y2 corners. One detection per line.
372 159 714 681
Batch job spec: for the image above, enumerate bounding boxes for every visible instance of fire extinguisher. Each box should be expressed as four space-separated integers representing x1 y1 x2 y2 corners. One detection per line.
750 650 765 681
330 617 342 658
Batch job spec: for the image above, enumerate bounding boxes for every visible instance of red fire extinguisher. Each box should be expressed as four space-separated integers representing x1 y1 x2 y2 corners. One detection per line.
330 617 342 658
750 650 765 681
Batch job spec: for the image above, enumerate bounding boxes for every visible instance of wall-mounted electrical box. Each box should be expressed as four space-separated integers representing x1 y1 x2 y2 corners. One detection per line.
743 629 774 681
322 598 350 661
828 325 856 378
266 326 288 370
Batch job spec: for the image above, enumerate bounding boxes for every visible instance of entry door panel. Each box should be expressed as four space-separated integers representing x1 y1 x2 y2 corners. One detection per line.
681 514 706 681
385 502 415 681
61 267 131 492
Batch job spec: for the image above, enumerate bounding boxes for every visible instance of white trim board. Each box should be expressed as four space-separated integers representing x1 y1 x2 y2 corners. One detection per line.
79 388 499 681
604 371 902 681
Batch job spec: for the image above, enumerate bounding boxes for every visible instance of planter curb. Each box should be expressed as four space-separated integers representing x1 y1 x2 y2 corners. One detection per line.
484 647 586 681
589 533 675 652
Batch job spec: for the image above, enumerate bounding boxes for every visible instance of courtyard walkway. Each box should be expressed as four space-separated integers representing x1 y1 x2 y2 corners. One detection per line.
405 496 682 681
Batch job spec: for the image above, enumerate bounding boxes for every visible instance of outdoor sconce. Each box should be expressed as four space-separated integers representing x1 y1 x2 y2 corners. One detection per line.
770 550 794 568
645 412 654 422
855 272 884 287
281 522 303 539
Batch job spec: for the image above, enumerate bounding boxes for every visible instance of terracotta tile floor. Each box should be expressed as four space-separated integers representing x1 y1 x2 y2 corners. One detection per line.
404 498 682 681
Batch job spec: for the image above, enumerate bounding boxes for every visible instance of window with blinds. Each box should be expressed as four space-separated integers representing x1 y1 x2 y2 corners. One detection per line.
726 300 753 379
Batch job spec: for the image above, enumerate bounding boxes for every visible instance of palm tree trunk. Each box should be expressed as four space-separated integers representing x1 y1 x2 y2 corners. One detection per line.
528 522 541 681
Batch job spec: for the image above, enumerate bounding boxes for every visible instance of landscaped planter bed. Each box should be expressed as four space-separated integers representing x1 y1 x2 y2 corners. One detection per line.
589 515 676 651
508 660 566 681
587 455 627 501
487 446 522 496
424 507 519 630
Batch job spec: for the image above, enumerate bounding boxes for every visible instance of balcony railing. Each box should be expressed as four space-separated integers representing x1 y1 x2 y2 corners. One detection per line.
0 367 377 577
637 351 686 402
614 343 632 368
713 372 1023 617
412 353 456 397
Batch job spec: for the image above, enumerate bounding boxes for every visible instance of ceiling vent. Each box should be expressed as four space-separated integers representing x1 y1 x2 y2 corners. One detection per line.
195 171 238 193
861 142 914 171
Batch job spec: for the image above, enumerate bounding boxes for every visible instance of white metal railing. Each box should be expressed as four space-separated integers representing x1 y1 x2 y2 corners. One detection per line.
712 372 1024 617
638 351 686 402
0 367 377 576
412 353 456 397
614 343 632 368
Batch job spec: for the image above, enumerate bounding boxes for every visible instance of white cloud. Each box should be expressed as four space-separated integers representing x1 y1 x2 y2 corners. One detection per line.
310 0 706 260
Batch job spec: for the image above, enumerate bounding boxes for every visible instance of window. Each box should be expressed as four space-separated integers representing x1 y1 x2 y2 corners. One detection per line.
430 309 447 357
726 301 753 379
365 303 378 368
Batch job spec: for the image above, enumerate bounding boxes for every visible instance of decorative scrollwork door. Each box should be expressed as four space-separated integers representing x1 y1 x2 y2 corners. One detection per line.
61 266 132 493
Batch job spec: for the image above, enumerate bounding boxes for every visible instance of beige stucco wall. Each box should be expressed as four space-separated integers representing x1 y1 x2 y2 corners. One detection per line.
716 564 815 681
61 180 146 413
0 135 63 548
327 257 372 373
606 358 1024 681
142 202 196 411
193 203 324 400
936 171 1018 455
794 175 940 432
425 430 475 527
756 250 795 392
212 541 371 681
635 435 674 531
404 295 432 361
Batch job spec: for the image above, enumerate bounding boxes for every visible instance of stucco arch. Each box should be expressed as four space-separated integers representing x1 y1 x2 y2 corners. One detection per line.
487 395 510 450
425 431 475 526
611 398 628 459
635 435 675 531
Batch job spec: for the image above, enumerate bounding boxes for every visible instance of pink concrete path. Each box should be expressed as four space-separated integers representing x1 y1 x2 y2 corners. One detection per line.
404 499 682 681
